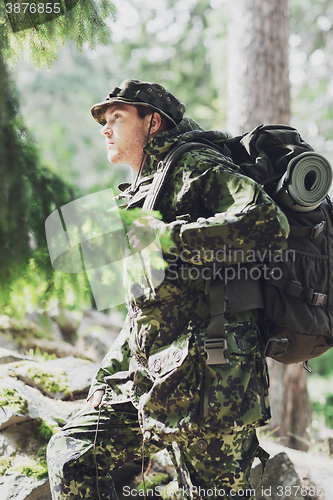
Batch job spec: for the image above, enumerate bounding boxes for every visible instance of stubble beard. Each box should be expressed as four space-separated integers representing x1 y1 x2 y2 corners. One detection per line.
108 131 147 172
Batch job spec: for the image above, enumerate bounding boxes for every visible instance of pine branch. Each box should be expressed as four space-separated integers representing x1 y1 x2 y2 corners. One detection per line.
1 0 116 68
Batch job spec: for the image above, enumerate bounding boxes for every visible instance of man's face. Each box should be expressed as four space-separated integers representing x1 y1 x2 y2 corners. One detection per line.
100 103 150 173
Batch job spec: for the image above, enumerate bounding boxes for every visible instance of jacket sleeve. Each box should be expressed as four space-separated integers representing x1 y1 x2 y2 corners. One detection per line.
87 315 131 400
165 150 290 264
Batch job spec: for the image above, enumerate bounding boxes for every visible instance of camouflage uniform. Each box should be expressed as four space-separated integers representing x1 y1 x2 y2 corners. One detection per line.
47 81 289 500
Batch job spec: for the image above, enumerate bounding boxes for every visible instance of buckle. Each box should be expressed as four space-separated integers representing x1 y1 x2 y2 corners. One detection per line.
311 221 326 238
204 339 229 365
156 160 164 172
309 292 326 306
264 338 289 358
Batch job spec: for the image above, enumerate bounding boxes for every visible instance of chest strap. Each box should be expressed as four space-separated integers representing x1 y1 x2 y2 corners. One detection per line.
143 140 224 211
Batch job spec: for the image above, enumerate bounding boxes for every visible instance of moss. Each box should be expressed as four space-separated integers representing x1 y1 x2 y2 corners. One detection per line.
34 418 60 443
0 315 52 343
136 472 170 492
0 457 12 476
12 456 48 480
0 418 60 478
24 347 57 362
0 386 29 415
24 363 70 395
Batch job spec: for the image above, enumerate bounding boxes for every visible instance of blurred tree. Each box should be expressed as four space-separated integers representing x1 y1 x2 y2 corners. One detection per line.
226 0 312 451
289 0 333 170
226 0 290 134
0 0 116 312
10 0 229 195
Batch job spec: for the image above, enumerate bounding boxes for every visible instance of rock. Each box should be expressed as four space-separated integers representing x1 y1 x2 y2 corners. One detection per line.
0 348 34 365
0 376 31 431
250 452 302 499
76 309 121 362
150 450 177 480
251 440 333 499
0 372 85 424
0 372 86 500
0 314 92 361
25 313 64 342
0 475 51 500
50 309 81 341
28 338 92 361
6 357 99 400
0 332 20 352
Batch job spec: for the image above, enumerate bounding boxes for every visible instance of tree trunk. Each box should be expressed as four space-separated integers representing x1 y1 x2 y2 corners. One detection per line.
226 0 312 451
226 0 290 134
268 361 312 451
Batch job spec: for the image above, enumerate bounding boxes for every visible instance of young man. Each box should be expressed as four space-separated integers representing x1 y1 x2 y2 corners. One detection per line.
47 80 289 499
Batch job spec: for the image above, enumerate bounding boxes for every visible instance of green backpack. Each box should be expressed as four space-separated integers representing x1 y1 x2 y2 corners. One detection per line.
143 124 333 370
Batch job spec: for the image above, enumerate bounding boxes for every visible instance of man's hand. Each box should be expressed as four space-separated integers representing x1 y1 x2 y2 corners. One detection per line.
127 216 164 252
87 389 104 408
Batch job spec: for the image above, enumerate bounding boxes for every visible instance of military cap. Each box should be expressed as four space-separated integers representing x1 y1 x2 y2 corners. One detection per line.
91 79 186 126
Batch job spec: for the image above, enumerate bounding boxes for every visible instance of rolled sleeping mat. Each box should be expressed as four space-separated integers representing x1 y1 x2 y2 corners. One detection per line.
273 152 333 212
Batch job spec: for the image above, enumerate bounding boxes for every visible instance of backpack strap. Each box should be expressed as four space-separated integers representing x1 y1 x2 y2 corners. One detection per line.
143 139 225 211
204 271 265 365
289 220 326 238
265 275 328 306
204 281 230 365
142 139 264 365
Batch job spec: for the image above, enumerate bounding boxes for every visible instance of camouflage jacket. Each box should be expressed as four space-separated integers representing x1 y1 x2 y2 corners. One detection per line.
88 117 289 439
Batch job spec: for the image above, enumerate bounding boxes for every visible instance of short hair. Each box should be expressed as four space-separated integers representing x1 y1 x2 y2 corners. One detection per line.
134 105 174 130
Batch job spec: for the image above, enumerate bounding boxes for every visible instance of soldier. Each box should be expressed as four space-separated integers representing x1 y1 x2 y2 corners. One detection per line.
47 79 289 499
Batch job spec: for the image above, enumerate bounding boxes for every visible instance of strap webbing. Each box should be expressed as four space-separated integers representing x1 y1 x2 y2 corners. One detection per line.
290 220 326 238
143 140 224 211
266 276 327 306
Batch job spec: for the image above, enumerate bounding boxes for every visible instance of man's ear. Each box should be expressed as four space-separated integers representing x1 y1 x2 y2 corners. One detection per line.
148 112 164 136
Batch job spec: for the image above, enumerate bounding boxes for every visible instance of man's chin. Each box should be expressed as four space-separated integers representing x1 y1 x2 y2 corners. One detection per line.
108 153 121 164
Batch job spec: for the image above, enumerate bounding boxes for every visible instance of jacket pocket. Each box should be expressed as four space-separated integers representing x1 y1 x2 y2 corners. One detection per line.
142 332 202 426
200 327 264 429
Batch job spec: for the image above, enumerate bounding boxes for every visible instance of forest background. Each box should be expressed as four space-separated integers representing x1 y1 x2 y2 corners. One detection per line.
2 0 333 436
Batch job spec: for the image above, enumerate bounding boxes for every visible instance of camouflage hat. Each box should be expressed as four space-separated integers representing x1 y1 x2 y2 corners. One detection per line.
91 79 186 126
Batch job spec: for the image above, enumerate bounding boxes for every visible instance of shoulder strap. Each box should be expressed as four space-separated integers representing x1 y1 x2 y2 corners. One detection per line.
142 140 224 212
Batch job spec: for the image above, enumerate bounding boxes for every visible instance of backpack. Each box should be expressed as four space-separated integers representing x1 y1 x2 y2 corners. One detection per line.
143 124 333 370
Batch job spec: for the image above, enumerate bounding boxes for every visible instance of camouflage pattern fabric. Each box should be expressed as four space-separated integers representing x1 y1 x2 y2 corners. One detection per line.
47 393 261 499
47 116 289 498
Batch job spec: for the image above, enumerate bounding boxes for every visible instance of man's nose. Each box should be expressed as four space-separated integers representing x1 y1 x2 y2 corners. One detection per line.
101 124 112 136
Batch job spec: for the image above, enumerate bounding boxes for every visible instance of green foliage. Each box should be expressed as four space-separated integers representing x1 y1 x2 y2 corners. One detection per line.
309 348 333 377
312 394 333 429
289 0 333 166
0 49 91 313
0 386 29 415
135 472 171 493
1 0 116 68
0 457 12 476
34 418 59 442
308 372 333 429
25 347 57 361
308 350 333 427
9 0 229 197
13 456 48 479
21 361 70 394
110 0 226 130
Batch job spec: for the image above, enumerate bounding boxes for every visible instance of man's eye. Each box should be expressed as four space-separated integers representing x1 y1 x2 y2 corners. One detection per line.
115 114 121 119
